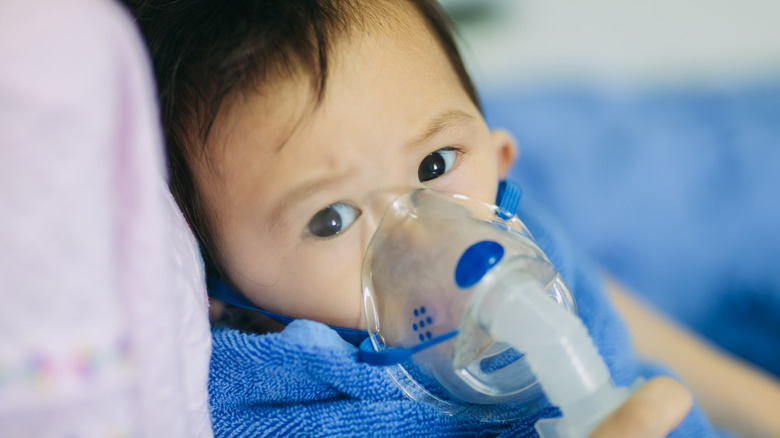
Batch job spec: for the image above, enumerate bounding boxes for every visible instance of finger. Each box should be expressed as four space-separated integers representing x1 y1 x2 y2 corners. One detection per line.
589 377 693 438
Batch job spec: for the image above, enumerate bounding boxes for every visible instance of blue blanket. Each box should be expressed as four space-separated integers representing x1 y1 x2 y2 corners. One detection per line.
485 81 780 377
209 200 726 437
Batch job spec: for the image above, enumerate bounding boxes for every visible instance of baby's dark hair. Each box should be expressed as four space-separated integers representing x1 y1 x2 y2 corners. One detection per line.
122 0 480 277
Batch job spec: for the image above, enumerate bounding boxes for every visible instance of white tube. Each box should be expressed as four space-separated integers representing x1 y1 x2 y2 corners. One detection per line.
477 264 638 438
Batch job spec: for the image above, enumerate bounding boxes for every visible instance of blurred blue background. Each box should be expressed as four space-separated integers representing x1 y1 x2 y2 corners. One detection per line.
441 0 780 377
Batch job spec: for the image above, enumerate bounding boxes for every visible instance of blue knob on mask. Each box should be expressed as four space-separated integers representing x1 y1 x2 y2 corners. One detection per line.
455 240 505 289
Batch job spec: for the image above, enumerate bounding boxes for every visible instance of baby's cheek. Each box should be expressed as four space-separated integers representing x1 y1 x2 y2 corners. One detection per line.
455 174 499 205
439 154 499 204
220 235 289 301
472 160 501 202
288 242 365 328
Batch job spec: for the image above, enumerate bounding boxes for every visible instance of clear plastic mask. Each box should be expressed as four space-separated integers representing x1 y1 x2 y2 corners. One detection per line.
360 189 577 420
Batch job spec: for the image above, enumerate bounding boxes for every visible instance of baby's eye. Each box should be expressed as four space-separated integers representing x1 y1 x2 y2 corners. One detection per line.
418 148 458 182
305 202 361 238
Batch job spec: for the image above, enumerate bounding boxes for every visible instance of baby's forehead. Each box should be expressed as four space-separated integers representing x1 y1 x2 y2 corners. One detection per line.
202 0 480 192
218 7 459 150
279 1 447 96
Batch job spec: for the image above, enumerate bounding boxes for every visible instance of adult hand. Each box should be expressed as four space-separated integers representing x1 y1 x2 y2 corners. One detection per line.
589 377 692 438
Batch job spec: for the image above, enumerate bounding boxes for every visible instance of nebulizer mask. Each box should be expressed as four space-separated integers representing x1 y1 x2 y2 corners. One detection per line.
359 186 641 438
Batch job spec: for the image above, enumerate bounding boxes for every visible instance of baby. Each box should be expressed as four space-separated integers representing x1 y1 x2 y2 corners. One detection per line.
159 0 514 333
122 0 750 436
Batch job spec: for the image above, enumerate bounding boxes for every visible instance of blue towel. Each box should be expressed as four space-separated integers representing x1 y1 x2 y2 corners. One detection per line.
484 81 780 377
208 200 727 437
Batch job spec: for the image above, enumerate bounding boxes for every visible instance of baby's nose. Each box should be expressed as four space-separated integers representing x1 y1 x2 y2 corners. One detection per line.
359 187 420 247
364 187 416 222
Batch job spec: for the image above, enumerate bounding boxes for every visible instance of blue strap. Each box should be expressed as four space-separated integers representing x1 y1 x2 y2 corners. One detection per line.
208 277 294 325
207 180 523 348
208 277 370 346
358 329 459 366
496 179 523 220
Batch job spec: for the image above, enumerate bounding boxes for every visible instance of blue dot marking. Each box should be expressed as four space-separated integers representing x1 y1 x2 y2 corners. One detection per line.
414 309 419 316
455 240 505 289
426 331 432 339
413 323 418 331
420 307 426 315
426 316 432 324
419 334 425 342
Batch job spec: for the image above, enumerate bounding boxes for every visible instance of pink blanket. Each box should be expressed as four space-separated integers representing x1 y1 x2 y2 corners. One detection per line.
0 0 212 435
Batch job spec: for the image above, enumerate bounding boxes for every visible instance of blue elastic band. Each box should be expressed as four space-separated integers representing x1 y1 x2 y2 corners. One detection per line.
208 277 294 325
208 277 370 346
206 180 523 348
358 329 459 366
496 179 523 220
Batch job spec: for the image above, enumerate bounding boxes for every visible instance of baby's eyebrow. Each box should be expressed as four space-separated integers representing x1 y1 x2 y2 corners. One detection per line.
409 109 476 149
270 110 476 227
270 171 350 227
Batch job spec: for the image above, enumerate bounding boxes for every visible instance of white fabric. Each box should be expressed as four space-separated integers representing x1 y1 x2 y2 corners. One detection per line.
0 0 212 436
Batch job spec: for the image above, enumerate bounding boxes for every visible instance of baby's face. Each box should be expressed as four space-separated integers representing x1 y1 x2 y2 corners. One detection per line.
201 7 516 329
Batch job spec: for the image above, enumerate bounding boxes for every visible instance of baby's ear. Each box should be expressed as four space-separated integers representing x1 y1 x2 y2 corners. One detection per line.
491 129 518 179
